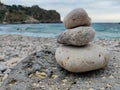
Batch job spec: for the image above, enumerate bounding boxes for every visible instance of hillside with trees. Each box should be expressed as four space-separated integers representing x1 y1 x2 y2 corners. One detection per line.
0 3 61 24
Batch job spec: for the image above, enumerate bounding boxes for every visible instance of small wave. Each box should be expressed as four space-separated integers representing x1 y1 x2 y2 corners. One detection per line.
0 23 120 38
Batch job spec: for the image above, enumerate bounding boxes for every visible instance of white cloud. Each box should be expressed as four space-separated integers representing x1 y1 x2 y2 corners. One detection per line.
1 0 120 22
90 13 120 22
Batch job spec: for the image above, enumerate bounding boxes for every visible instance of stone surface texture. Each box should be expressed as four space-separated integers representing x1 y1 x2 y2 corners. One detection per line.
57 27 95 46
55 44 110 72
63 8 91 29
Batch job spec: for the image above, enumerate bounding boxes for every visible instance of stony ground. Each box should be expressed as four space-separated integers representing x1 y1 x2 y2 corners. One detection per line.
0 35 57 86
0 35 120 90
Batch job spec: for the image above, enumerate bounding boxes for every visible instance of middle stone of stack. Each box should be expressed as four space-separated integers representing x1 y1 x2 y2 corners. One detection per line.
57 26 95 46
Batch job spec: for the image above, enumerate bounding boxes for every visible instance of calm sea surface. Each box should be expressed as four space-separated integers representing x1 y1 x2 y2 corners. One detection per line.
0 23 120 38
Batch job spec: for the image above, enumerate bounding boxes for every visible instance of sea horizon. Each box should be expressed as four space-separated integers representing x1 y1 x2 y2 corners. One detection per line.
0 22 120 24
0 23 120 38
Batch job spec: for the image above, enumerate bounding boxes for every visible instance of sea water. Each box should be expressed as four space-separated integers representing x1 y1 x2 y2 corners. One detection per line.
0 23 120 38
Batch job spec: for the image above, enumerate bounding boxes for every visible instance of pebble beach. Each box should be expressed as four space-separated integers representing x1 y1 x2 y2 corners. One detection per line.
0 34 120 90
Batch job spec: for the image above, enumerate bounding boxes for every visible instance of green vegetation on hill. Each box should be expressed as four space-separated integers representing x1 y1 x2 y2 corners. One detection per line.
0 3 61 24
0 11 5 22
0 3 6 23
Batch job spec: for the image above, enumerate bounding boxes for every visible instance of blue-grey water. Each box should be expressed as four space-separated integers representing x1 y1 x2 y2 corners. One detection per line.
0 23 120 38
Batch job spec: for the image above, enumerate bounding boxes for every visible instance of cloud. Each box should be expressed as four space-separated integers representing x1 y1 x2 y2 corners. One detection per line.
1 0 120 22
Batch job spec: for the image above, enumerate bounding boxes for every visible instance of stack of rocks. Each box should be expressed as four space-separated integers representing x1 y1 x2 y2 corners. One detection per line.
55 8 110 73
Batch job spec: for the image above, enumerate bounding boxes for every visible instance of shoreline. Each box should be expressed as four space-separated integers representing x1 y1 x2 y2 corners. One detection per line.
0 22 63 25
0 34 120 89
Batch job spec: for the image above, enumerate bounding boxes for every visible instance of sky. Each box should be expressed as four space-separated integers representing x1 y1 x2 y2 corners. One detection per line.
1 0 120 22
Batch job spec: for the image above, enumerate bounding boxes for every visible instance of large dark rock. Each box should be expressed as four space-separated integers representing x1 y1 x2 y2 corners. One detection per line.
1 48 120 90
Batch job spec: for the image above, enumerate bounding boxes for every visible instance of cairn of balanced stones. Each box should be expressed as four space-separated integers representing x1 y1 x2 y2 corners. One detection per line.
55 8 110 73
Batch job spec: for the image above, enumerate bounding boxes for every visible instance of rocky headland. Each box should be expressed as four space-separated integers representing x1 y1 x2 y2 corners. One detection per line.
0 3 61 24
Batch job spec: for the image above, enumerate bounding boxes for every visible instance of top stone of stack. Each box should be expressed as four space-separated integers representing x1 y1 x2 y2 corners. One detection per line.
63 8 91 29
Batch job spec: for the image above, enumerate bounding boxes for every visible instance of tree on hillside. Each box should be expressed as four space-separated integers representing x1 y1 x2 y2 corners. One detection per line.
0 0 3 6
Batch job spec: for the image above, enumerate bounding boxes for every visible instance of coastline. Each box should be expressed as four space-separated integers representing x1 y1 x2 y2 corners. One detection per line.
0 34 120 89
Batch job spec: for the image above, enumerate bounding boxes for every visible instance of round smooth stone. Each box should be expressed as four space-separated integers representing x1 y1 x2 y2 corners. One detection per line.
55 44 110 73
57 27 95 46
63 8 91 29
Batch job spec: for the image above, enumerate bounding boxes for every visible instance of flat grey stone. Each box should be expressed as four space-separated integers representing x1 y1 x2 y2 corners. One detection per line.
0 64 7 72
57 27 95 46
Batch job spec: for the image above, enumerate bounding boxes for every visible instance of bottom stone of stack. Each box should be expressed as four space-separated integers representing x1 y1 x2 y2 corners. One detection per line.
55 44 110 73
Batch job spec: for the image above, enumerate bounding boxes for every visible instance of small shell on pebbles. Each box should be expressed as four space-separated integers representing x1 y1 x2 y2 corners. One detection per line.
29 71 47 78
